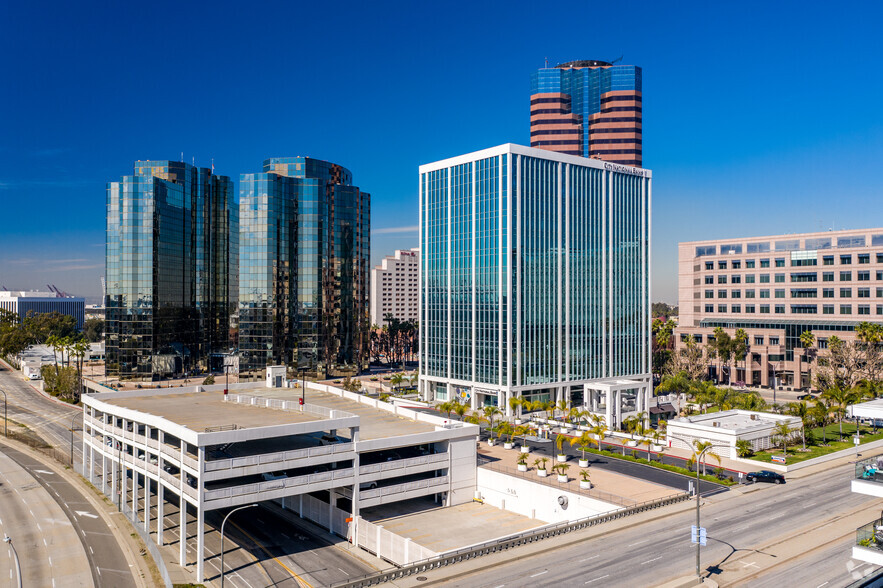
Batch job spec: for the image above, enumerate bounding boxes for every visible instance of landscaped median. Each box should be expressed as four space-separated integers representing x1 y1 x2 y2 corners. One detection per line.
578 445 738 486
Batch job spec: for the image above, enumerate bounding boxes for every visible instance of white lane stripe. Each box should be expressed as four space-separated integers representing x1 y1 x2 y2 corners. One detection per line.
530 570 548 578
586 575 609 584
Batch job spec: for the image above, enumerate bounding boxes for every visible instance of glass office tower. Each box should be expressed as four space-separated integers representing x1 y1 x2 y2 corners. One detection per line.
106 161 238 379
238 157 370 376
419 144 652 423
530 60 642 166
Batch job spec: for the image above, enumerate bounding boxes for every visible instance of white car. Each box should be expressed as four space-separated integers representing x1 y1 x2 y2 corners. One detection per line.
27 372 41 380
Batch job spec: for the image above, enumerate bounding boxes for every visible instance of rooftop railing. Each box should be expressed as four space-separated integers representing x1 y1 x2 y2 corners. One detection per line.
855 456 883 483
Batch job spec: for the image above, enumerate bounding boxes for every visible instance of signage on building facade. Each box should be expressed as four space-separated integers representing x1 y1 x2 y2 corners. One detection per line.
603 162 646 178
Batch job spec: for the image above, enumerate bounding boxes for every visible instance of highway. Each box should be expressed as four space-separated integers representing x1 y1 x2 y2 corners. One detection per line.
390 459 883 588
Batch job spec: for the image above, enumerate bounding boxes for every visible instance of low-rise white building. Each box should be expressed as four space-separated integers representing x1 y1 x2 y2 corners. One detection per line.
0 290 85 330
666 410 802 459
81 374 478 583
848 399 883 565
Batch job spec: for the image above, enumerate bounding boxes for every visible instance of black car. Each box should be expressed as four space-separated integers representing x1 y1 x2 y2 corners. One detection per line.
746 470 785 484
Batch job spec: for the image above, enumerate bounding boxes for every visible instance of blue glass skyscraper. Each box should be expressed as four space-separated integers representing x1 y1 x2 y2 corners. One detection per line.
419 144 652 429
238 157 370 376
106 161 238 378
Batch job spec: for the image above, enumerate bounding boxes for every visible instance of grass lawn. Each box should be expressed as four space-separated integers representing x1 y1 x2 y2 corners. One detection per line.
750 422 883 464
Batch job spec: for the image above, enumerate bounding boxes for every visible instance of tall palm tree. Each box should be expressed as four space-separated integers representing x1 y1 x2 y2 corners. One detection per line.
773 421 794 456
588 414 607 450
822 385 859 440
787 400 810 450
482 406 502 438
800 330 816 389
46 334 61 380
570 431 593 462
508 396 523 421
692 439 721 476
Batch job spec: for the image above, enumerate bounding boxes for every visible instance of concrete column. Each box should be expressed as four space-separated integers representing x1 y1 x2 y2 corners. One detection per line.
179 499 186 566
102 451 107 493
110 450 117 501
88 435 94 484
133 470 139 523
605 390 613 429
196 505 204 583
157 483 164 546
328 490 336 535
615 390 622 429
143 477 150 532
470 387 477 411
760 353 770 387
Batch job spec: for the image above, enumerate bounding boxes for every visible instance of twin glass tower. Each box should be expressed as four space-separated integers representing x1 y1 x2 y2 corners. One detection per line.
418 144 652 420
106 158 369 380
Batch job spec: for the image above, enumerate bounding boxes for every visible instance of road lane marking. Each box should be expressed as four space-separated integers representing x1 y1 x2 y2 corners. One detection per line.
816 583 828 588
628 539 648 546
530 570 548 577
641 556 663 565
579 555 599 562
586 575 609 584
338 568 350 575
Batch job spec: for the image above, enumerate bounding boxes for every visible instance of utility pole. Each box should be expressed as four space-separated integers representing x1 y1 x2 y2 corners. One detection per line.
4 535 22 588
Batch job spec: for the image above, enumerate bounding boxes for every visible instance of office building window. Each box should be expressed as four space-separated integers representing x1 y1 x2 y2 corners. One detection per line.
760 289 770 298
775 289 785 298
731 290 741 298
841 271 852 281
695 335 703 343
705 276 714 284
841 304 852 314
718 261 727 270
770 336 780 345
731 304 741 313
859 305 871 315
754 336 764 345
760 304 770 313
745 304 755 313
877 271 883 280
823 255 835 265
859 254 870 264
823 288 835 298
878 253 883 263
775 305 785 314
732 261 741 269
705 290 714 299
823 305 835 315
718 289 727 298
877 305 883 316
877 288 883 298
745 274 755 283
841 288 852 297
775 258 785 267
705 261 714 270
859 288 871 298
791 272 817 282
841 255 852 264
791 305 818 314
745 289 755 298
731 275 741 284
859 271 870 281
760 259 770 268
718 275 727 284
718 304 727 313
760 274 770 283
746 260 755 268
775 274 785 283
705 304 714 313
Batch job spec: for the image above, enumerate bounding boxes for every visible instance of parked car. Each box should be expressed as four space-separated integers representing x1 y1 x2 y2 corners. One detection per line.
185 474 197 488
137 452 158 465
796 393 815 401
318 434 344 446
162 463 179 475
746 470 785 484
262 471 287 481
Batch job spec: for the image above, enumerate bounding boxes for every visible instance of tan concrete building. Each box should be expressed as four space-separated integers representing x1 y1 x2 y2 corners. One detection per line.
676 228 883 390
370 247 418 327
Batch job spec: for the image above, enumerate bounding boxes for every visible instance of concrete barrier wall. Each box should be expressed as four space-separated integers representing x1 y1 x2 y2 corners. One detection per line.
476 468 622 523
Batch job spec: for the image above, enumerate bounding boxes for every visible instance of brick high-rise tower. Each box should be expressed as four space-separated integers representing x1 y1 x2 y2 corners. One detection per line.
530 60 642 166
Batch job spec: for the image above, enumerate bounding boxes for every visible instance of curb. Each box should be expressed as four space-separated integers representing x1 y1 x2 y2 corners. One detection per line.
0 437 156 588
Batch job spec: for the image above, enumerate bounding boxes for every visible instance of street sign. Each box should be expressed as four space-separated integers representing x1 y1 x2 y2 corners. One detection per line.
772 455 786 464
854 436 861 446
691 525 707 546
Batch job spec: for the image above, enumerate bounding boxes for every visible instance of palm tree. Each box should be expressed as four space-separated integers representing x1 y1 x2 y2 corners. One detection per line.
822 385 859 440
533 457 548 473
390 373 404 391
692 440 720 476
482 406 502 439
452 402 469 420
812 399 831 444
556 399 569 422
569 431 593 462
509 396 523 421
553 462 571 480
72 338 90 399
735 438 753 458
437 401 455 420
773 421 794 456
514 424 532 448
588 415 606 450
856 379 883 400
409 370 419 388
787 400 810 450
800 330 815 389
46 334 61 380
498 422 514 445
568 407 582 426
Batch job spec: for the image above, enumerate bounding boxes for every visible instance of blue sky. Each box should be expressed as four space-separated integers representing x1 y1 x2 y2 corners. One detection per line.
2 1 882 303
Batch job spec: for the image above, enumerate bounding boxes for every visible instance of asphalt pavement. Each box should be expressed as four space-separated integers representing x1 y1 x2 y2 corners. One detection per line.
1 443 135 586
388 458 881 588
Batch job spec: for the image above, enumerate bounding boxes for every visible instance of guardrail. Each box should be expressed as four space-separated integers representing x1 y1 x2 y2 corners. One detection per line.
856 455 883 483
331 491 690 588
224 393 357 420
359 476 448 501
203 442 353 473
359 453 448 475
203 467 356 502
857 519 883 550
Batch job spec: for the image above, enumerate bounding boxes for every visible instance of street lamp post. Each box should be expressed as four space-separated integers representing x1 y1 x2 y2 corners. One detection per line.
299 367 307 407
220 503 258 588
4 535 22 588
0 387 7 437
669 435 727 585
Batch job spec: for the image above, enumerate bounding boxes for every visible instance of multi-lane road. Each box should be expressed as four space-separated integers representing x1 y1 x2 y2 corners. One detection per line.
389 459 883 588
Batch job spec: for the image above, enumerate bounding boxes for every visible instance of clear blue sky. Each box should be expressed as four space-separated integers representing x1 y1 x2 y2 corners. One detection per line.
2 0 882 304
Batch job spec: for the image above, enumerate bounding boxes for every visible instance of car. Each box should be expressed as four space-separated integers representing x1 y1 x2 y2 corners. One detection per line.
746 470 785 484
796 393 815 401
185 474 197 488
27 372 41 380
262 471 287 481
318 434 344 446
162 463 179 475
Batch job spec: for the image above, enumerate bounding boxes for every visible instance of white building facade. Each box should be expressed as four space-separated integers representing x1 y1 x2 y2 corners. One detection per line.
370 248 419 326
418 144 652 429
0 290 85 330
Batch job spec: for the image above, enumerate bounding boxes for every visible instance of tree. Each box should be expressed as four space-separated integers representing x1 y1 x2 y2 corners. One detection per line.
482 406 502 438
652 318 676 376
437 401 455 420
821 386 859 440
787 400 811 450
773 421 794 455
812 399 831 444
665 336 707 381
816 336 863 391
692 440 721 476
83 318 104 342
390 373 404 391
732 328 749 383
452 402 469 420
203 374 215 385
555 434 568 457
735 438 753 458
509 396 523 420
588 414 606 450
800 330 816 388
570 431 593 461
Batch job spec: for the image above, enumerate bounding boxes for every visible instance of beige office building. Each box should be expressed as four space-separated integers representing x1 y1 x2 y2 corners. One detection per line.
370 248 419 326
676 228 883 390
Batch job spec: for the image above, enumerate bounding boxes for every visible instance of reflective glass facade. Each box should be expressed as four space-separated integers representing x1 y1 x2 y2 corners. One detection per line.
238 157 370 375
420 144 651 400
106 161 237 378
